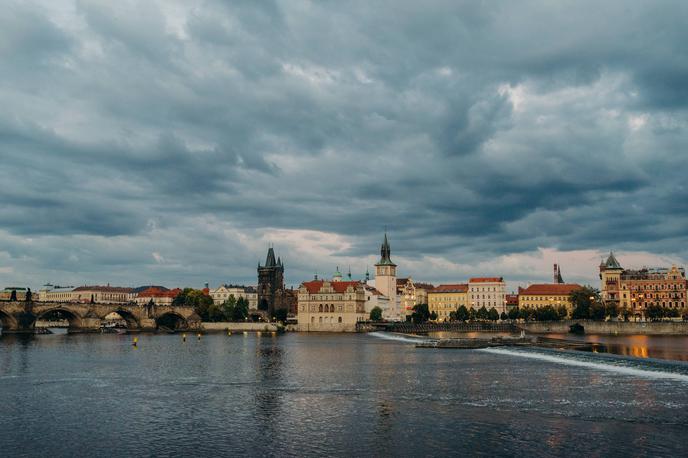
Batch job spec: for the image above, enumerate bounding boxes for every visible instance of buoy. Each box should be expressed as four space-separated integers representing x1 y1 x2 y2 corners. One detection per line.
227 330 232 336
182 333 186 342
257 331 262 337
197 333 201 340
132 337 138 347
271 331 276 337
243 331 248 336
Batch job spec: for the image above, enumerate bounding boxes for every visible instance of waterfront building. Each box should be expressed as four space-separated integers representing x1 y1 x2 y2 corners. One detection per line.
134 287 181 305
297 278 366 331
517 284 582 314
397 278 435 316
38 285 133 303
364 284 391 318
209 284 258 309
428 284 468 321
369 233 402 321
505 293 519 311
468 277 507 314
600 252 686 319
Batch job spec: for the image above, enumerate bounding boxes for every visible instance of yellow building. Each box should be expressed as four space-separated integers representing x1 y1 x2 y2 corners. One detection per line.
397 278 435 316
428 284 468 321
297 279 366 331
517 283 582 314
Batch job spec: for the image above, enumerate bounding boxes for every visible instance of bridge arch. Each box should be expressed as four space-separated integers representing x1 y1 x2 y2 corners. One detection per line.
104 309 140 329
34 307 83 330
0 309 18 331
155 312 189 331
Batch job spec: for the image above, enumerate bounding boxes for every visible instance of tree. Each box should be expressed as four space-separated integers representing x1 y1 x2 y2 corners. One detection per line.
646 303 664 321
455 305 469 322
207 303 225 322
222 295 237 321
10 290 17 301
488 307 499 321
410 303 430 323
507 307 519 320
534 305 560 321
589 302 606 321
476 306 489 320
233 297 250 321
429 311 438 321
173 288 215 321
274 308 288 323
468 308 477 321
570 286 601 319
604 301 619 320
556 305 568 320
500 311 508 321
370 306 383 321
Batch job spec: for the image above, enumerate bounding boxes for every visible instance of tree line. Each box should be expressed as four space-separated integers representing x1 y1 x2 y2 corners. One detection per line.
172 288 250 322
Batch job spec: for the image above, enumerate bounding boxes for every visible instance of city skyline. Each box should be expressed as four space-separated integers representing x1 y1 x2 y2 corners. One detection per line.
2 1 688 292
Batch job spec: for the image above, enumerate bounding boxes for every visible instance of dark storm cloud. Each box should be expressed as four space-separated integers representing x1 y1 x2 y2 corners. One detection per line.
1 0 688 288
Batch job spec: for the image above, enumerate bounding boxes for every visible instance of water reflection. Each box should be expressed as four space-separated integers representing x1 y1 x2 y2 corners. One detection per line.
544 333 688 362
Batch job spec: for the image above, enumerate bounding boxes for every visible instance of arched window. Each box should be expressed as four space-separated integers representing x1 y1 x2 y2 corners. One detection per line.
338 316 342 323
319 316 323 323
319 304 323 312
311 316 315 324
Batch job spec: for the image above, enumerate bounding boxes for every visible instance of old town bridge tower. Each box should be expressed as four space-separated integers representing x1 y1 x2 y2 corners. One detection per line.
257 246 285 318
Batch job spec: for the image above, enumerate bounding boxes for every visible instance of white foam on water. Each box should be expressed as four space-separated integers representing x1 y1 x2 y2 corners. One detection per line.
481 347 688 383
368 332 430 344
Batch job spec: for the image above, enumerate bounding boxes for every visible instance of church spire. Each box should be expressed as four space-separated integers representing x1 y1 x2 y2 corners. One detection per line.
376 231 395 266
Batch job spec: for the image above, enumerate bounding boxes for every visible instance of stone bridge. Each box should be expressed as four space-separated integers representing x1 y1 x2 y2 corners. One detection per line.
0 301 202 333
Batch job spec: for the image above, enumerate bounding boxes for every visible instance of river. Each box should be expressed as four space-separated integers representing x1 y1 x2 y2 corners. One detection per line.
1 331 687 457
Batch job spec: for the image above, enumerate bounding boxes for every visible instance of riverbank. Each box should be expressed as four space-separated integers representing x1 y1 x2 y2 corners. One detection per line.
521 320 688 335
201 322 283 333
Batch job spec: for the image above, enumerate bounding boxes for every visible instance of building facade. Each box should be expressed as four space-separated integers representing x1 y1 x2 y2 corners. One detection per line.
38 285 133 304
297 279 366 331
600 252 686 318
397 278 434 316
517 283 582 314
428 284 468 321
209 284 258 309
134 287 182 305
468 277 507 314
372 233 401 320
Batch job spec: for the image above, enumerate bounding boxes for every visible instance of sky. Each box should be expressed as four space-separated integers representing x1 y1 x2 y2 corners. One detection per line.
1 0 688 292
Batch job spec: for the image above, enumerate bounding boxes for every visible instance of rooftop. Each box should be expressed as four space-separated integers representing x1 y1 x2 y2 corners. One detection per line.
301 280 363 294
518 284 582 295
431 284 468 293
469 277 504 283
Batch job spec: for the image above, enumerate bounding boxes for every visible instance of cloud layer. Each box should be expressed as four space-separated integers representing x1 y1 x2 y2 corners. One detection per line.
1 0 688 290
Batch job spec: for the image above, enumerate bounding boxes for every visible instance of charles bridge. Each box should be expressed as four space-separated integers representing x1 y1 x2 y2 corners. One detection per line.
0 300 202 333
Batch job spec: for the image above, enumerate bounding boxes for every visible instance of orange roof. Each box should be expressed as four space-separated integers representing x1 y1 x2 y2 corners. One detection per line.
431 284 468 293
518 284 582 295
139 287 181 298
301 280 362 294
469 277 503 283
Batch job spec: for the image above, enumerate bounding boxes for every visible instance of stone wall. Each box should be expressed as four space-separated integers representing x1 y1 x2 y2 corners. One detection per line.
521 320 688 335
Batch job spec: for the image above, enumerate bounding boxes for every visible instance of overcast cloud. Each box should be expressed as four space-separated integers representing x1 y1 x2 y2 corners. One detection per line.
1 0 688 291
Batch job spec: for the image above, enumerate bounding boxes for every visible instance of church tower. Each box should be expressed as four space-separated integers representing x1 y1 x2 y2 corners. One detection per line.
374 232 397 312
257 246 285 318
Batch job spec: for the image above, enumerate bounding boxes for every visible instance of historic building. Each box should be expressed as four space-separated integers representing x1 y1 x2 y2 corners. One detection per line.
209 284 258 309
600 252 686 318
257 247 289 318
370 233 402 320
364 284 391 318
468 277 507 314
297 278 366 331
37 285 133 304
428 284 468 321
135 287 182 306
397 278 435 316
517 283 582 314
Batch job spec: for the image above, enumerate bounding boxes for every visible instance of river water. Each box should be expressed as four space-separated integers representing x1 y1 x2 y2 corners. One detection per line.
1 331 687 457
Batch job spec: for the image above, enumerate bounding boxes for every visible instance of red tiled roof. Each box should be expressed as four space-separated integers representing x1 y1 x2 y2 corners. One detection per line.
139 287 181 298
414 282 435 291
301 280 362 294
469 277 503 283
431 284 468 293
519 284 582 295
73 285 133 293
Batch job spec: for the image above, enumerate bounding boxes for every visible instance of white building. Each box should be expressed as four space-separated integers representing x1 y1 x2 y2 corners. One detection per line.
209 284 258 309
368 233 403 321
467 277 507 314
363 285 392 319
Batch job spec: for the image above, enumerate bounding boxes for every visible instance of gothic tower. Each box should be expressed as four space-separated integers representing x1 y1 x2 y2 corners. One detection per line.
257 246 285 318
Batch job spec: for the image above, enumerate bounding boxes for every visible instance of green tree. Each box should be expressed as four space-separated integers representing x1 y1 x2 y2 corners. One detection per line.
556 305 568 319
468 308 477 321
454 305 469 322
10 290 17 301
646 303 664 321
207 303 225 322
488 307 500 321
233 297 250 321
604 301 619 320
173 288 215 321
570 286 600 319
370 306 383 321
534 305 560 321
429 311 438 321
476 306 489 320
222 295 237 321
589 302 606 320
274 308 288 323
507 307 519 320
500 311 508 321
411 303 431 323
